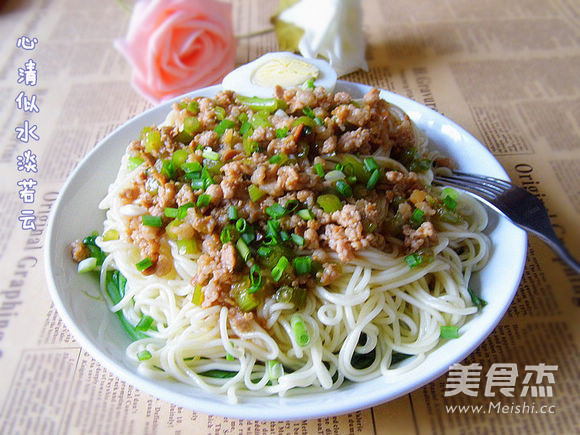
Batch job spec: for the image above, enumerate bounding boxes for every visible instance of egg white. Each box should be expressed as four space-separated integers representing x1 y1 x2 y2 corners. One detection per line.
222 52 337 98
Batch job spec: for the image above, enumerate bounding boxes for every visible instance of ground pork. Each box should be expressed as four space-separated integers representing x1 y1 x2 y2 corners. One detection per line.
79 86 445 317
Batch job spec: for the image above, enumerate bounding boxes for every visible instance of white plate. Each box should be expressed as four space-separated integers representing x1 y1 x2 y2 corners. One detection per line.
45 81 527 420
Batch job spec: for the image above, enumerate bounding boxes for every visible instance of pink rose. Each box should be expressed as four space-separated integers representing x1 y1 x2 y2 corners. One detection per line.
116 0 236 104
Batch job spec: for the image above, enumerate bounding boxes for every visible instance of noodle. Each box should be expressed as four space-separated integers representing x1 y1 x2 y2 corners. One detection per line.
78 87 491 401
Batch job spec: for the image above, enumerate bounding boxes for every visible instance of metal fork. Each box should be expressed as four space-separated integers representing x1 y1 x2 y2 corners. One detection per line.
433 171 580 273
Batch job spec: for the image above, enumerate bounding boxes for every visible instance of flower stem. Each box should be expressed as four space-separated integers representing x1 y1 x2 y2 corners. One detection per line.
235 27 275 39
115 0 132 13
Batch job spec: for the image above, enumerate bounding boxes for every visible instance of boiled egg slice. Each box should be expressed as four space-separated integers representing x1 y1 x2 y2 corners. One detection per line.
222 52 337 98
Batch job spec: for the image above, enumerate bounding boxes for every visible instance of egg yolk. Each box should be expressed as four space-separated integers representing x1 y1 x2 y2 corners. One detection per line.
252 57 320 89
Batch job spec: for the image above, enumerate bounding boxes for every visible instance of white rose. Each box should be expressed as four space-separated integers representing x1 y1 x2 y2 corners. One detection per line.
278 0 368 76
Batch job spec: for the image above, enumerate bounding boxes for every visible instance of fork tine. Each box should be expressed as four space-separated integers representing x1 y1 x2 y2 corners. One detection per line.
441 172 508 196
434 171 580 273
453 171 512 191
433 175 500 201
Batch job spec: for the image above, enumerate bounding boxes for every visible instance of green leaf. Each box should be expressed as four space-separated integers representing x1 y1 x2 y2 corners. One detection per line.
271 0 304 52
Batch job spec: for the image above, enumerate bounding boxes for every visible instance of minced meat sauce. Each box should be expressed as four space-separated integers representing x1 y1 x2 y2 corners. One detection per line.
72 86 460 322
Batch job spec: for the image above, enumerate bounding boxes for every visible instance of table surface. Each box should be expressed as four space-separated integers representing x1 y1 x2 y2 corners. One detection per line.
0 0 578 433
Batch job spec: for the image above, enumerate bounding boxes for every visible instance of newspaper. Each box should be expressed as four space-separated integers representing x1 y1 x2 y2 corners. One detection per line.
0 0 578 433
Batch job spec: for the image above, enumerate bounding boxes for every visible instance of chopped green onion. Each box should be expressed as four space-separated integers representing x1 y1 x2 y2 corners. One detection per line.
274 286 307 308
137 350 152 361
262 235 277 247
183 116 201 135
182 161 202 174
192 285 203 306
214 119 236 136
142 215 163 227
102 229 119 241
302 79 315 90
291 314 310 347
267 360 284 381
237 95 281 113
411 158 431 172
293 116 317 128
250 112 271 128
202 148 220 161
314 163 325 178
228 205 238 221
364 157 379 173
265 203 286 219
136 257 153 271
341 154 369 184
441 187 459 210
235 218 247 233
468 288 487 310
241 227 255 244
200 168 215 190
269 152 288 164
226 353 234 361
275 127 289 138
127 156 144 170
238 112 248 123
271 256 289 282
257 246 272 257
77 257 97 274
144 130 162 153
284 199 300 214
314 116 324 126
266 219 281 237
165 219 182 240
293 256 311 275
235 287 260 312
440 325 459 339
317 194 343 213
140 126 152 140
214 106 226 121
291 233 305 247
405 253 422 268
161 160 176 179
171 149 189 168
249 264 262 293
196 194 211 208
243 138 259 155
248 184 266 202
177 239 198 255
366 169 380 190
198 369 237 378
409 207 426 227
136 315 154 331
336 180 353 198
220 226 231 244
325 169 345 183
297 209 315 220
83 232 106 266
189 177 203 190
164 207 178 218
303 106 315 118
236 238 251 262
410 208 425 227
437 208 462 224
186 101 199 114
279 230 289 241
177 202 195 219
239 121 252 136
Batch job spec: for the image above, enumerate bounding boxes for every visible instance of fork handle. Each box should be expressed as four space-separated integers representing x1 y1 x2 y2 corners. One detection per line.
529 228 580 274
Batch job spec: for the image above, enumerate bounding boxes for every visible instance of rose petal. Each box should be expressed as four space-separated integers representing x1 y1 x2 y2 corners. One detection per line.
115 0 235 103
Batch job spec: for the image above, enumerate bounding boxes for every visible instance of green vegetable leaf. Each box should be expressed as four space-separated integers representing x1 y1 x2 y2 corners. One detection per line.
271 0 303 52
